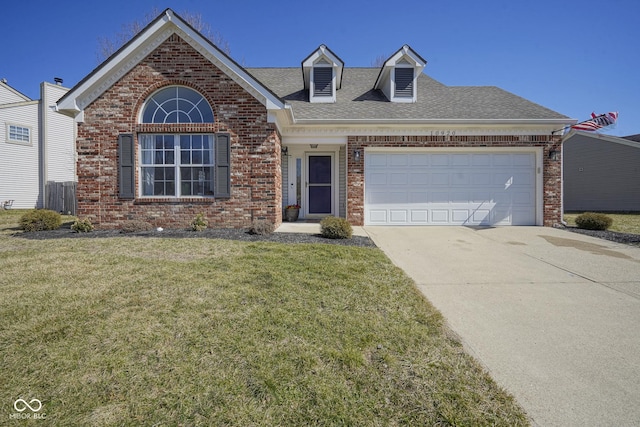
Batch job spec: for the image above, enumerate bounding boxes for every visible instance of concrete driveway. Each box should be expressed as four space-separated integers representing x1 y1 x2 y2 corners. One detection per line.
364 226 640 427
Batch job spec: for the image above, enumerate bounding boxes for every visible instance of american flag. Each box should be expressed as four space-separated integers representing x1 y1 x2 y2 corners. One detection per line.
571 112 619 131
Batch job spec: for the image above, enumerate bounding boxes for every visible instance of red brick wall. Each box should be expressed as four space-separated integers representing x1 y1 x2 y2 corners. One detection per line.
346 134 563 226
76 34 282 229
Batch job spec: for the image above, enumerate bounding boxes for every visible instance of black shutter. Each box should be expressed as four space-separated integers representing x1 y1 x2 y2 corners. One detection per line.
394 68 414 98
118 134 135 199
313 67 333 97
215 133 231 198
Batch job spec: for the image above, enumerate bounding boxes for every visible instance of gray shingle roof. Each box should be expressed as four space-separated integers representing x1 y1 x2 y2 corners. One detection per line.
246 67 568 121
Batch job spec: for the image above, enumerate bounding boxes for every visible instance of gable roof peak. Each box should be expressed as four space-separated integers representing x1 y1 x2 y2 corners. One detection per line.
56 8 284 117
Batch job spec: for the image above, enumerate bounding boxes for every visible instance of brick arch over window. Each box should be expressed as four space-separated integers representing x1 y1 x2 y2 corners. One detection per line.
140 85 214 124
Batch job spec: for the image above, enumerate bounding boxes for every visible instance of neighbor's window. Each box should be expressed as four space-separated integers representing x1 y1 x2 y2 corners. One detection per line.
140 134 215 197
7 124 31 144
141 86 214 124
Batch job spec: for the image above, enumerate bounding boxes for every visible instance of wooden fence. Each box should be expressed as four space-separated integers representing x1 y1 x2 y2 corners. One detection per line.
46 181 77 215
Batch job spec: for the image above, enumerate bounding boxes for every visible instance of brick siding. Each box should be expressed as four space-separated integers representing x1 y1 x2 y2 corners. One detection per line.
76 34 282 229
346 134 563 226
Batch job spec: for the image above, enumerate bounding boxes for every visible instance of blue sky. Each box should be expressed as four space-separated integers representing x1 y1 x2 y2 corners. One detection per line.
2 0 637 136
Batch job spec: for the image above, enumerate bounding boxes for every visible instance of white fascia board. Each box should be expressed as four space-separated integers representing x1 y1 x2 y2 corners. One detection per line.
289 118 576 127
56 13 174 117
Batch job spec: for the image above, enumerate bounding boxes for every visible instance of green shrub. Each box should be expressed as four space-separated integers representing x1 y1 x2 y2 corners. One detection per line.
320 216 353 239
248 219 275 235
575 212 613 230
71 218 94 233
121 220 153 233
190 213 208 231
19 209 62 232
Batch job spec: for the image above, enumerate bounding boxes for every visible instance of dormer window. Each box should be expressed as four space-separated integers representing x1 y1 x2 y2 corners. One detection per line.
313 60 333 98
374 45 426 103
302 45 344 103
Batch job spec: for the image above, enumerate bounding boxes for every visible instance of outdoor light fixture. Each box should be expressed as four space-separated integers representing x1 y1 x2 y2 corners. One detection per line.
354 149 361 161
310 144 318 148
549 150 560 161
281 146 288 155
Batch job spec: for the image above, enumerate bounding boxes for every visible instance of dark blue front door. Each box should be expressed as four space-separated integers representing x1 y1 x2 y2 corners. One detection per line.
308 155 332 214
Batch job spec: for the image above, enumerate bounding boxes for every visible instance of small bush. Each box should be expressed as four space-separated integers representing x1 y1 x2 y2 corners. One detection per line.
575 212 613 230
71 218 94 233
248 219 275 236
20 209 62 232
121 220 153 233
190 213 208 231
320 216 353 239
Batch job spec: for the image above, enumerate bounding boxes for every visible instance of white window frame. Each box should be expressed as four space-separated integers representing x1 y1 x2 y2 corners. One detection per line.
6 123 32 145
138 134 215 198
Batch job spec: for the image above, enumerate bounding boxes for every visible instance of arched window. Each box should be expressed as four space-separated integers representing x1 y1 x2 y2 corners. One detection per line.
141 86 214 124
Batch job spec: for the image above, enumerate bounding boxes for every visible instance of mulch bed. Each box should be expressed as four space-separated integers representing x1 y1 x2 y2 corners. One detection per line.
13 227 378 248
13 225 640 248
561 226 640 247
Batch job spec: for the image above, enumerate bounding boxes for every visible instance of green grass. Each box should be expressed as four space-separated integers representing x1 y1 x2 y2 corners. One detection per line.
0 210 529 426
564 212 640 234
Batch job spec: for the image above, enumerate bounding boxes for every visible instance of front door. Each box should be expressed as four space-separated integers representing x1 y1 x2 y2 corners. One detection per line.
307 154 333 215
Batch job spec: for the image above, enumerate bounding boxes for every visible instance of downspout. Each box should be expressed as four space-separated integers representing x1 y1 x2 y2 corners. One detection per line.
39 82 48 209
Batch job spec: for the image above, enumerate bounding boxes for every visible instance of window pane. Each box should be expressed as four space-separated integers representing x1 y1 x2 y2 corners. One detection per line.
141 86 214 124
181 150 190 164
192 151 202 164
165 150 174 165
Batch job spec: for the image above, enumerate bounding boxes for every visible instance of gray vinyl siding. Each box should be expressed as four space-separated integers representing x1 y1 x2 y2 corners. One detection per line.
564 135 640 211
339 145 346 218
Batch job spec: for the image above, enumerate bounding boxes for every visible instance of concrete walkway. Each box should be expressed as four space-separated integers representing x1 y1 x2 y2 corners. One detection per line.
364 226 640 427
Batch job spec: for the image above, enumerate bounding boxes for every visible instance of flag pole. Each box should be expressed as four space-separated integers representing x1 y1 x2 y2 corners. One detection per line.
551 113 612 135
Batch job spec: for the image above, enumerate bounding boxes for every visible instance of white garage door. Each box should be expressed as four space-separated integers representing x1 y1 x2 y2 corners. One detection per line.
365 151 537 226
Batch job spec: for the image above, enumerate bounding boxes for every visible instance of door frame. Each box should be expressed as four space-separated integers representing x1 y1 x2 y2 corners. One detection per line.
305 152 336 218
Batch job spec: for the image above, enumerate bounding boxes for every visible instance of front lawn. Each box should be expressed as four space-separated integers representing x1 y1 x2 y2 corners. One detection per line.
564 212 640 235
0 211 528 426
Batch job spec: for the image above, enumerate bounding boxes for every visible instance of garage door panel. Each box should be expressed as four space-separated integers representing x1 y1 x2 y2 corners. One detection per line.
410 154 429 166
452 172 470 185
452 154 470 166
410 172 429 185
368 154 388 167
431 155 449 167
390 172 408 185
472 154 492 166
389 210 408 223
431 173 450 185
365 152 536 226
411 210 429 222
390 155 409 166
472 173 492 185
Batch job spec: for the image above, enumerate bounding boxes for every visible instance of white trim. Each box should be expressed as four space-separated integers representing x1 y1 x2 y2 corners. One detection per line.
305 151 337 218
6 123 32 145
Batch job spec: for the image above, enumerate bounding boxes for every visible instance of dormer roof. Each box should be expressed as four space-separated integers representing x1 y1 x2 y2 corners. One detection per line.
374 44 427 90
301 45 344 91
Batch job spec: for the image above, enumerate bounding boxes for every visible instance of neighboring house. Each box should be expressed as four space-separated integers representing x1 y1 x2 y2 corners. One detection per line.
563 130 640 212
0 79 76 211
57 9 574 229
